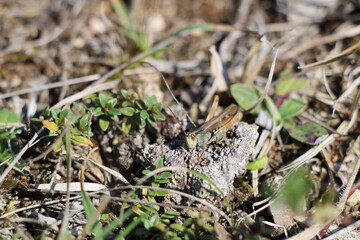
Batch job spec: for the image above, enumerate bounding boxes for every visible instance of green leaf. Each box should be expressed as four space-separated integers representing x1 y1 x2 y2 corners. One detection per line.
279 98 307 119
144 214 160 230
162 211 181 219
152 103 163 112
231 84 260 111
108 98 118 108
110 114 119 122
108 108 122 116
136 100 147 110
0 109 20 123
122 121 132 134
79 115 89 128
150 189 168 197
119 107 135 116
140 110 149 119
246 156 268 170
120 89 129 99
59 109 72 119
284 119 328 145
153 112 166 120
146 116 156 125
144 96 157 107
50 109 60 119
99 117 110 131
275 71 310 96
98 92 108 108
139 118 146 128
156 172 173 179
93 107 104 117
170 223 185 231
153 156 163 168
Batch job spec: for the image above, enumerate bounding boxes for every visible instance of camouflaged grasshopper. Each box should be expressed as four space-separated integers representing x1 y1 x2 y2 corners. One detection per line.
185 95 242 148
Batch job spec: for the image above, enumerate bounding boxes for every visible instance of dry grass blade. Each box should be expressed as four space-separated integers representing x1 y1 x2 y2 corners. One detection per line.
298 40 360 71
88 157 130 185
283 25 360 59
243 48 278 113
0 74 100 100
50 79 120 110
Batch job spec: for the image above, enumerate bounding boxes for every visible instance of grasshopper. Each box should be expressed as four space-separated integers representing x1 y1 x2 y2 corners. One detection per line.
185 95 242 148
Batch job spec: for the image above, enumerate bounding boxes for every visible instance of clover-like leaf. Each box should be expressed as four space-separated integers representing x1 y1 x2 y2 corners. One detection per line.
279 98 307 119
231 84 260 111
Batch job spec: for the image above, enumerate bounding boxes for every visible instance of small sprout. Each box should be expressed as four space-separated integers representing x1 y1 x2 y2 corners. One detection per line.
246 156 268 170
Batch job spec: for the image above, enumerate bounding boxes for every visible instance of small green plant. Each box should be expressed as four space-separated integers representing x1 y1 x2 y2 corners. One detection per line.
40 107 93 152
39 89 165 151
89 90 165 133
231 70 328 146
111 0 150 52
125 157 217 240
80 157 219 239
